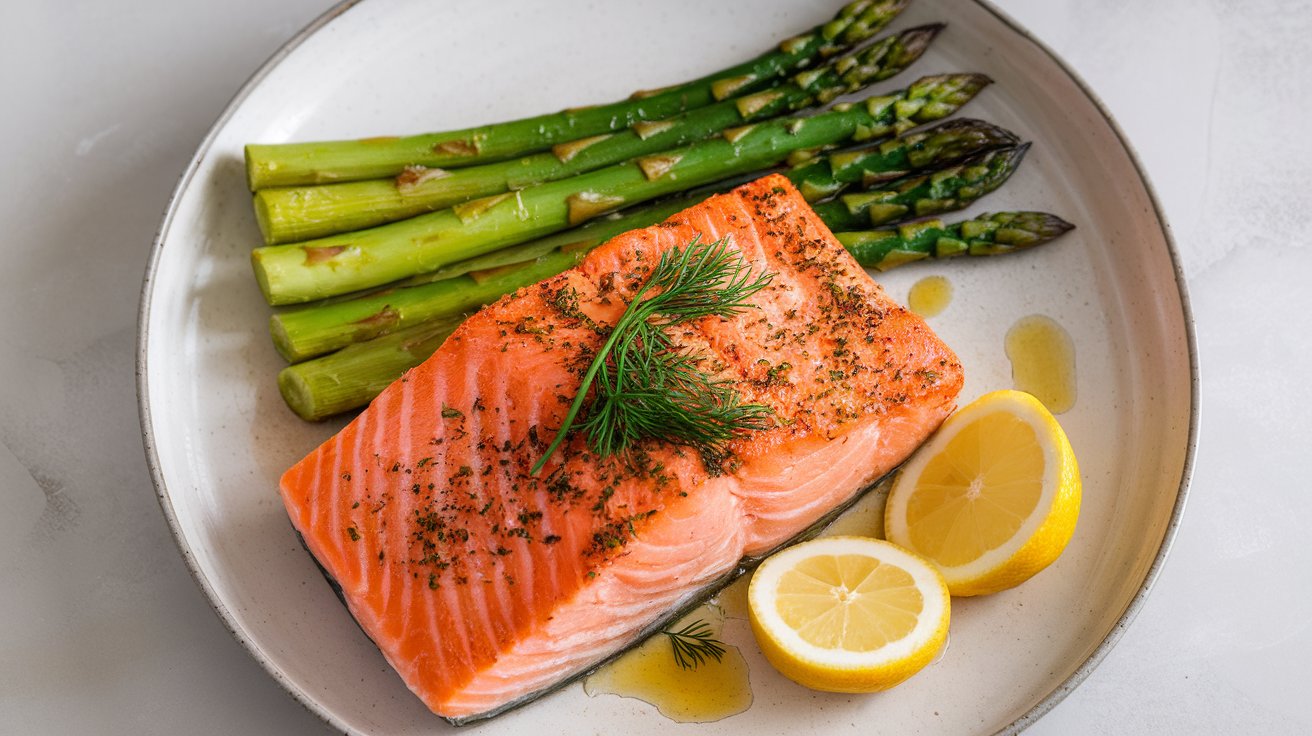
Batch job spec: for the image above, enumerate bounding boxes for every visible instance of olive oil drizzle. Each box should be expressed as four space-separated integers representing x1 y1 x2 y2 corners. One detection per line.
1005 314 1076 413
907 275 953 317
584 606 753 723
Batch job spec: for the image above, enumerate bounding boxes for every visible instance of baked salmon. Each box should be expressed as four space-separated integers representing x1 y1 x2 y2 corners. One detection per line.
279 173 964 723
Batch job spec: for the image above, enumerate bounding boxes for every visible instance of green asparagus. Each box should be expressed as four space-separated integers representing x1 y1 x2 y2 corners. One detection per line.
267 220 699 362
387 118 1018 290
395 118 1019 288
784 117 1018 200
835 210 1075 270
270 118 1017 362
811 142 1029 230
270 197 712 362
244 0 909 189
278 316 466 422
279 210 1074 420
252 73 991 306
396 197 703 288
253 25 942 244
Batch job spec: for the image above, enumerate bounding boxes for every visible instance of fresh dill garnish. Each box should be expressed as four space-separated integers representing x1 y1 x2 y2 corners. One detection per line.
664 618 728 671
531 235 774 474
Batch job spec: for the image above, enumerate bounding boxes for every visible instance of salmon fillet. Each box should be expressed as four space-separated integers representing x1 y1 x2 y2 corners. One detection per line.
279 174 963 722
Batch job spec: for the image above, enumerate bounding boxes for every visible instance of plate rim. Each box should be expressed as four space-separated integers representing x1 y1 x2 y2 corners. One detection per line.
969 2 1199 729
135 1 1200 733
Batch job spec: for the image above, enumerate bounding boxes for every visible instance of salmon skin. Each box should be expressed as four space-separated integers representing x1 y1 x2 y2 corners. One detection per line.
279 174 964 723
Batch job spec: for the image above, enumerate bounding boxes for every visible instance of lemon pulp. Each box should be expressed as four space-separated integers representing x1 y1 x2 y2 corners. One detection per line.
777 555 922 651
906 412 1044 565
748 537 949 693
885 389 1080 597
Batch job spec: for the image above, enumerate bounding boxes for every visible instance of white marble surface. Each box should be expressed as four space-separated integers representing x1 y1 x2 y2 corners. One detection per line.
1 0 1308 732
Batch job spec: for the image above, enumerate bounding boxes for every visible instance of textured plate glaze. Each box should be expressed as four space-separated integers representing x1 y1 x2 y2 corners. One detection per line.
138 1 1197 733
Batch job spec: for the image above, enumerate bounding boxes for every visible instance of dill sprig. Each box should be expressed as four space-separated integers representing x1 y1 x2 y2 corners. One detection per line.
531 235 774 474
664 619 728 671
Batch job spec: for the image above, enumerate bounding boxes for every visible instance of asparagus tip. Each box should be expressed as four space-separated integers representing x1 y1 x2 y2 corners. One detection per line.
1050 214 1077 234
941 118 1022 147
863 0 912 19
906 22 947 38
1009 140 1034 162
982 211 1077 240
889 24 946 66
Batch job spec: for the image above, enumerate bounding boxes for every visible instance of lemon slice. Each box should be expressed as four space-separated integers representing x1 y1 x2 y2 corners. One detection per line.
747 536 949 693
884 389 1080 597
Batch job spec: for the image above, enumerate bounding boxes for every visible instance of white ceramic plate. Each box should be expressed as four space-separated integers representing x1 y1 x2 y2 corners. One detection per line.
138 1 1197 733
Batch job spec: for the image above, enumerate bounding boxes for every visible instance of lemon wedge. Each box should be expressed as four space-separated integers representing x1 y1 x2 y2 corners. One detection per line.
884 389 1080 597
747 536 949 693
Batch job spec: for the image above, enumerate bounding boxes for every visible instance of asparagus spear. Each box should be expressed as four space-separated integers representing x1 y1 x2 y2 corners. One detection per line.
244 0 910 189
394 118 1018 289
784 117 1018 200
279 316 466 422
397 198 704 288
252 74 992 306
279 211 1074 421
270 119 1017 362
270 198 702 362
254 25 942 245
811 142 1029 230
835 211 1075 270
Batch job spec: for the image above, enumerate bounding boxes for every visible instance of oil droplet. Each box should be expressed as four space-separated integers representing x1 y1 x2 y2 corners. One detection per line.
907 275 952 317
1004 314 1077 413
584 606 752 722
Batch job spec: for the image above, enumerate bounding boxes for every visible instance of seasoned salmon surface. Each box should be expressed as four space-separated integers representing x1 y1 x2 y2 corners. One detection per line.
279 174 963 722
